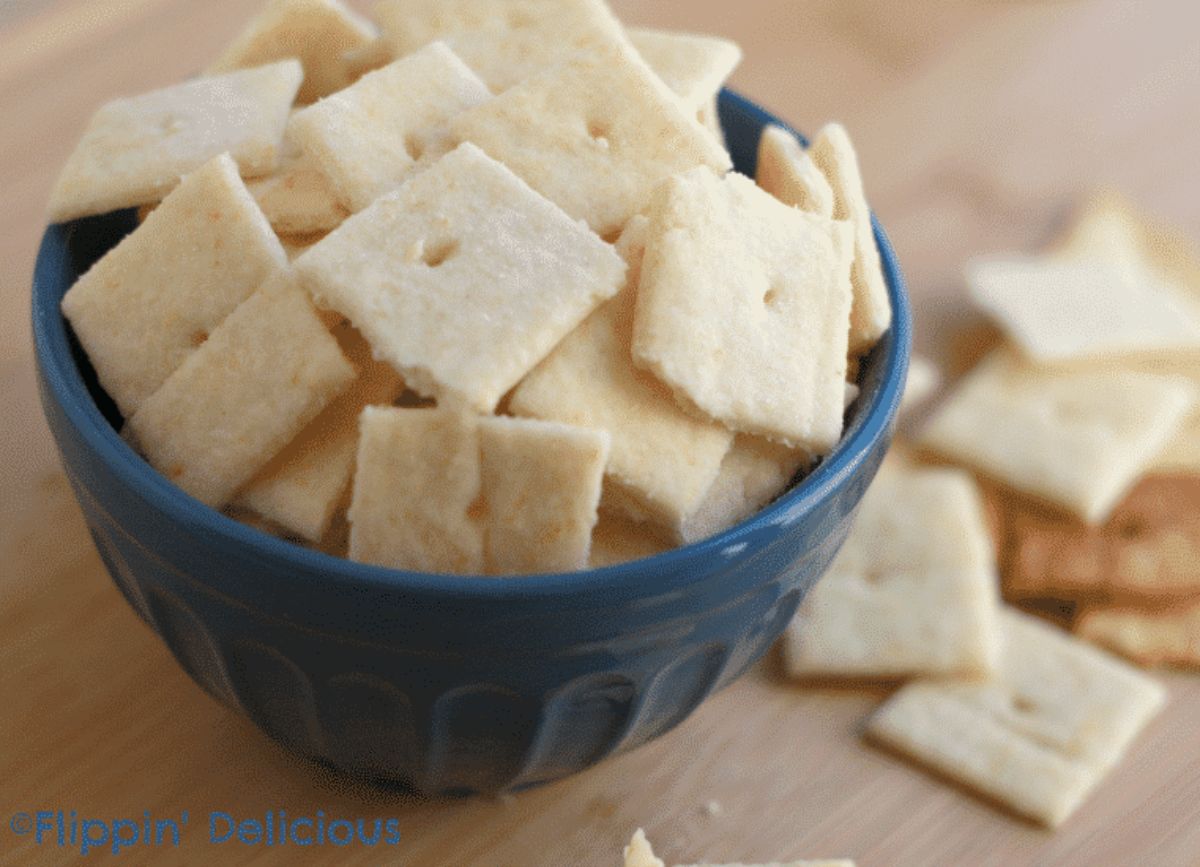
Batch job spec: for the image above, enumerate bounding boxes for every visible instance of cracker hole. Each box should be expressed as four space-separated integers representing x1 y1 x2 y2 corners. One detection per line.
1118 519 1147 540
587 120 612 147
421 239 459 268
1011 695 1037 714
862 569 887 585
404 133 426 162
507 9 535 27
763 282 785 309
189 329 209 348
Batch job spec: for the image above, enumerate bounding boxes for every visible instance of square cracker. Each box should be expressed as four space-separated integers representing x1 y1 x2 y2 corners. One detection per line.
61 153 287 417
994 475 1200 604
288 42 490 213
480 417 609 575
756 125 835 219
125 275 355 509
374 0 627 93
510 214 734 535
866 608 1166 827
296 143 626 413
348 407 485 574
49 61 302 221
449 43 732 236
627 28 742 115
679 435 809 546
1077 602 1200 670
917 350 1196 524
808 123 891 354
783 465 1000 680
632 168 854 453
967 255 1200 364
237 323 404 542
205 0 376 104
247 147 350 235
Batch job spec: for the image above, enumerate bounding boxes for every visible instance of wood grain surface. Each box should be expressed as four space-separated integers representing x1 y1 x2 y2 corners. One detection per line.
2 1 1199 865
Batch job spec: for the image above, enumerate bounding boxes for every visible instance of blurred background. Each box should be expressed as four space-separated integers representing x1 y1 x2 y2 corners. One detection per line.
1 1 1197 865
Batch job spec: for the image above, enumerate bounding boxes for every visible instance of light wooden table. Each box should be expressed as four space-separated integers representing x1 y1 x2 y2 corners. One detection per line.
3 1 1199 865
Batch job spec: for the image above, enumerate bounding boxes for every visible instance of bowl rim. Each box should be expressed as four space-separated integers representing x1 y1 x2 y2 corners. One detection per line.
32 89 911 604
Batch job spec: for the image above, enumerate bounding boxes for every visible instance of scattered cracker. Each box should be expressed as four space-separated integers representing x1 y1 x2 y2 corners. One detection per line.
449 42 732 236
375 0 628 93
624 830 665 867
296 143 625 413
237 323 404 542
809 123 891 354
867 608 1166 827
589 513 672 568
247 147 349 235
480 417 609 574
49 61 302 221
510 214 734 535
288 41 490 213
996 475 1200 604
1077 603 1200 670
628 27 742 115
917 350 1196 524
348 407 485 574
61 154 287 416
124 275 355 509
633 168 854 452
967 255 1200 363
679 436 809 546
205 0 376 104
783 465 1000 679
756 125 835 219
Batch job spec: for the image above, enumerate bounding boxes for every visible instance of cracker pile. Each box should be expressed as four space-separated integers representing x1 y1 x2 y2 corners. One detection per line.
779 192 1198 828
54 0 891 576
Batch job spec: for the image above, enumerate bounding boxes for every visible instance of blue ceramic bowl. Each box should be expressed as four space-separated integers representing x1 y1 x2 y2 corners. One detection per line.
32 91 911 796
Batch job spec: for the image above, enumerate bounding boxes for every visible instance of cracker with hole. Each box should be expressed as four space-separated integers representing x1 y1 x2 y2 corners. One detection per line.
628 27 742 117
237 323 405 542
288 41 491 213
49 61 302 222
449 42 732 236
809 123 891 353
632 168 854 452
124 275 356 509
1077 602 1200 670
480 417 609 575
206 0 376 104
756 125 835 219
510 215 734 536
783 465 1000 680
374 0 628 93
997 475 1200 604
967 255 1200 364
348 407 486 574
247 147 350 235
917 350 1196 524
296 143 626 413
61 154 287 417
867 608 1166 827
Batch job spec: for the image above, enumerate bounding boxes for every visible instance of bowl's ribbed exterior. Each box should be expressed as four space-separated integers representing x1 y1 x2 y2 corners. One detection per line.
32 91 909 795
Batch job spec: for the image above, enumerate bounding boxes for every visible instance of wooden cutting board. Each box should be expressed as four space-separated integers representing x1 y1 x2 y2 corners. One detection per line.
3 1 1199 864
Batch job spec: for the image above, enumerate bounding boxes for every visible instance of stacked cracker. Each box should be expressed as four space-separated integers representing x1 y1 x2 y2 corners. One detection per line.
53 0 889 577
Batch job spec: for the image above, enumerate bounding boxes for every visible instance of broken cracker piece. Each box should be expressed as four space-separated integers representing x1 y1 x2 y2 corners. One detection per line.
480 417 609 575
61 153 287 416
633 168 854 453
124 275 355 509
288 41 491 213
348 407 485 574
237 322 404 542
247 147 350 235
756 125 835 219
206 0 376 104
628 27 742 115
295 143 625 413
917 350 1196 524
450 42 731 236
867 608 1166 827
809 123 891 353
50 61 302 221
783 465 1000 680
